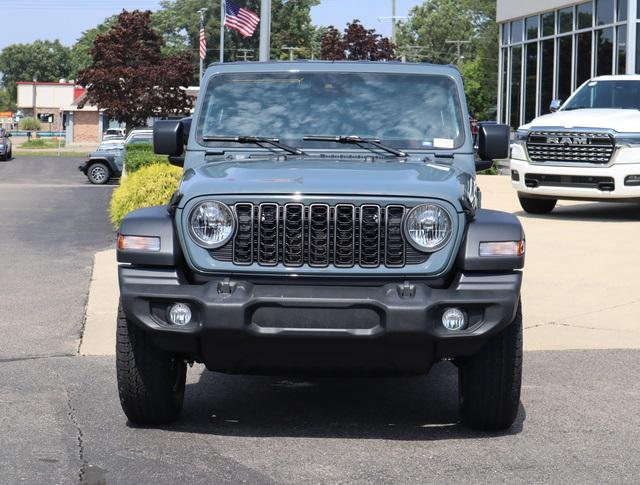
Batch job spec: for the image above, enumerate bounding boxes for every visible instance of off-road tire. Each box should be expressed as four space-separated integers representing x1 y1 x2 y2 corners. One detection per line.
87 162 110 185
458 301 523 431
116 302 186 425
518 195 556 214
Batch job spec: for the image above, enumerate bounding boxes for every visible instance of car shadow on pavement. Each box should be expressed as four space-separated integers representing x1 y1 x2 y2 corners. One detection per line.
161 362 525 441
515 201 640 222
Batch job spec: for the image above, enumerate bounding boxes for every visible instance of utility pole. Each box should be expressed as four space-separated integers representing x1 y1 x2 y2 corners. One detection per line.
198 8 208 79
238 48 254 61
259 0 271 61
445 40 471 65
219 0 225 63
281 46 302 61
392 0 397 44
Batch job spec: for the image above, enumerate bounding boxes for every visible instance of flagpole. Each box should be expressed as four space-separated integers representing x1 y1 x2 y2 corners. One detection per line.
220 0 225 63
198 8 207 80
259 0 271 61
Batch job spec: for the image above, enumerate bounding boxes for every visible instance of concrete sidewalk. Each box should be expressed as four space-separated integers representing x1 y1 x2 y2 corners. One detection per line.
80 175 640 355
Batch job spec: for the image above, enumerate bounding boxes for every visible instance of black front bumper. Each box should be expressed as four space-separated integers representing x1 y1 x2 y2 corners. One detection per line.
119 268 522 375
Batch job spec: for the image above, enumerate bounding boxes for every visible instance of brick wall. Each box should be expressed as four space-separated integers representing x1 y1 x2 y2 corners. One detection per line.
73 111 100 144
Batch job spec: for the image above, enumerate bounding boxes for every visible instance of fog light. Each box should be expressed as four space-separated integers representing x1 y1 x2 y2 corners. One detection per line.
168 303 192 326
442 308 467 331
625 175 640 186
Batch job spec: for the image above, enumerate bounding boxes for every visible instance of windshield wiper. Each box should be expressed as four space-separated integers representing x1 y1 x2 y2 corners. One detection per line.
202 135 306 155
303 135 407 158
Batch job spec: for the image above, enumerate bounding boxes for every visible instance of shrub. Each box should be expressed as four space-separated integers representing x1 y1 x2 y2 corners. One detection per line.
19 117 42 131
110 164 182 229
124 143 169 173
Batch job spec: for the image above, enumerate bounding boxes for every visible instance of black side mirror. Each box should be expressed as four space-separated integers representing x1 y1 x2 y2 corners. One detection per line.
153 120 185 157
476 123 510 172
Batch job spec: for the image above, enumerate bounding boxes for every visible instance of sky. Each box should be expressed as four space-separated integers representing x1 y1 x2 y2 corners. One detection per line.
0 0 423 50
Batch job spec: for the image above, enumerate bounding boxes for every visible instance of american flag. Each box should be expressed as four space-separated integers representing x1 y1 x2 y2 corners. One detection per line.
224 0 260 38
199 25 207 60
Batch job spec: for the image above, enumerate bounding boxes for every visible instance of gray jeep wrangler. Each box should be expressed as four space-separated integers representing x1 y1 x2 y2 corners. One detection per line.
116 62 524 431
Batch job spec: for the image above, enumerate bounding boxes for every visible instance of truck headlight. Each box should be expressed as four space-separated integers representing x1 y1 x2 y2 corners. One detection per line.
510 130 528 160
404 204 452 252
188 201 235 248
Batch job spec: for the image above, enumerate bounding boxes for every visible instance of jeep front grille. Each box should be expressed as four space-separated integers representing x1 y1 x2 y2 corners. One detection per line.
526 131 615 164
213 203 428 269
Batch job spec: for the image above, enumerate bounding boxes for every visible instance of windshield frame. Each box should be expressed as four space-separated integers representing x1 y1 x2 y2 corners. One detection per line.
194 69 468 153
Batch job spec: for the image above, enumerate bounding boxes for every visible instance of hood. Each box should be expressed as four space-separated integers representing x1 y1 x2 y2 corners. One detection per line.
178 157 471 211
90 147 122 158
522 109 640 133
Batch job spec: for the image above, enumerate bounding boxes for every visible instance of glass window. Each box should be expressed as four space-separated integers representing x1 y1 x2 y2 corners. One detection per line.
618 0 628 21
558 8 574 33
557 36 573 101
576 32 593 86
540 39 555 113
563 80 640 110
524 43 538 122
596 27 614 75
617 25 627 74
542 12 555 37
577 2 593 29
501 48 509 123
511 20 524 43
637 28 640 72
197 72 467 150
502 23 509 45
510 46 522 128
526 16 539 40
596 0 614 25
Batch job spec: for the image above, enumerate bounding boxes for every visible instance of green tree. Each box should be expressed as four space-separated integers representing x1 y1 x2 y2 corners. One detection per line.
397 0 498 119
152 0 319 71
70 16 117 78
0 89 16 111
0 40 72 99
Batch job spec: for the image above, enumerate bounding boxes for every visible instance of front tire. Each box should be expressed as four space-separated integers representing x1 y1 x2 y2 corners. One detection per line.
87 162 110 185
518 195 556 214
116 302 186 425
458 301 523 431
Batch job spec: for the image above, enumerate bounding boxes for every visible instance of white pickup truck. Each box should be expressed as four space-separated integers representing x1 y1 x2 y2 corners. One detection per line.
510 75 640 214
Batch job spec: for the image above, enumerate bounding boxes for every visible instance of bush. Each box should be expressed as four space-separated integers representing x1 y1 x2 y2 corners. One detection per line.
124 143 169 174
19 117 42 131
110 164 182 229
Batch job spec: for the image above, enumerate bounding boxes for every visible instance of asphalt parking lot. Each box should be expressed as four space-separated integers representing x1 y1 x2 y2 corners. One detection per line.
0 156 639 484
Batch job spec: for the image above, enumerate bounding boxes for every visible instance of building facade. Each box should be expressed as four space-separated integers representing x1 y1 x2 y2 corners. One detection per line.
497 0 639 128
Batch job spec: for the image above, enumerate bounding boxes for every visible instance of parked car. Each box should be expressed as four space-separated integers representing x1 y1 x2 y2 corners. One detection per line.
79 129 152 184
115 62 524 431
0 128 12 161
103 128 125 138
511 75 640 213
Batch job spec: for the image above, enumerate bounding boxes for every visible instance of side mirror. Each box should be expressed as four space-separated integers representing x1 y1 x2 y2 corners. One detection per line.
477 123 510 172
153 120 185 157
549 99 562 112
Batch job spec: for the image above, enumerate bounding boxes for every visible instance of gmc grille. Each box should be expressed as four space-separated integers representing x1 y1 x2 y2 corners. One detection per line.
526 131 615 164
213 203 429 269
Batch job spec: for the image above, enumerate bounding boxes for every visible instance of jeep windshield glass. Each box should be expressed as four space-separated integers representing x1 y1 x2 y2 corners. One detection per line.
196 72 465 151
563 80 640 110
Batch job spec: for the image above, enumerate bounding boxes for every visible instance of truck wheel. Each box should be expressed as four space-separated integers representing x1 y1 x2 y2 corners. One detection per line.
518 195 556 214
87 162 110 184
458 301 522 431
116 302 186 425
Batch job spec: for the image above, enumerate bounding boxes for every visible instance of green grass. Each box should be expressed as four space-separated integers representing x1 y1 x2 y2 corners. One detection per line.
19 138 66 149
13 150 88 158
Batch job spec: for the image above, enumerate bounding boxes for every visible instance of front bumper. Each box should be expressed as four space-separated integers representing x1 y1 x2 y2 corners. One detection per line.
511 158 640 200
120 267 522 375
78 161 88 174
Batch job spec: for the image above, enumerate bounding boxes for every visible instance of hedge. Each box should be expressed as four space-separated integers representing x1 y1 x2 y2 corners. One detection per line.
110 164 182 229
124 143 169 174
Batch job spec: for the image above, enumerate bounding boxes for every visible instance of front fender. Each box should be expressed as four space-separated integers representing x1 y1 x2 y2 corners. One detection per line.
117 205 180 266
457 209 525 271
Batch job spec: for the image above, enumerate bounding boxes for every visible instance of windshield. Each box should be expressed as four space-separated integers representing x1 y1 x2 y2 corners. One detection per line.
563 80 640 110
196 72 466 151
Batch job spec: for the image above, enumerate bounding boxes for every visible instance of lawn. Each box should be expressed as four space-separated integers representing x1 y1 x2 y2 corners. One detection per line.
19 138 66 149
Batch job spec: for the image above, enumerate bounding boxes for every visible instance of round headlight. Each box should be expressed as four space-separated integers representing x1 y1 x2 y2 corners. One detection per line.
404 204 452 252
189 201 235 248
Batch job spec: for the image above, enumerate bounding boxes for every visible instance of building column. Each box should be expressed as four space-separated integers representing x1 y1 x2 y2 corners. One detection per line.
627 0 637 74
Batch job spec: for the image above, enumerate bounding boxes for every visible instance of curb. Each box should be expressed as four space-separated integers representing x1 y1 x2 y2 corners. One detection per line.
79 249 118 356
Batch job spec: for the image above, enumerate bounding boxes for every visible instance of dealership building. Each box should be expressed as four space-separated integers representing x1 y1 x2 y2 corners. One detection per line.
497 0 639 128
